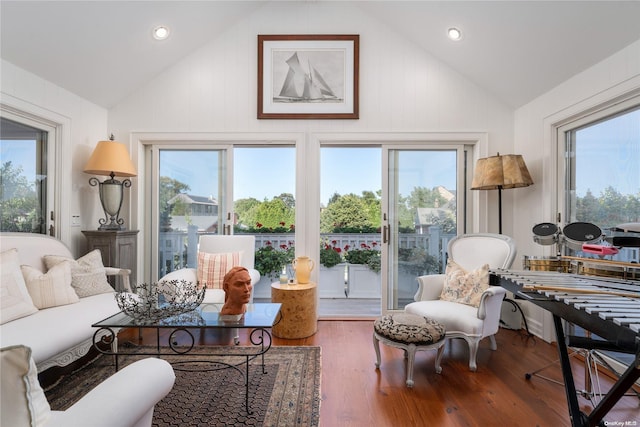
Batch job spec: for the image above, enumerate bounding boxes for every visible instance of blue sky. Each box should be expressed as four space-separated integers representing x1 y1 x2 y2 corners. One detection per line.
2 108 638 204
160 147 458 205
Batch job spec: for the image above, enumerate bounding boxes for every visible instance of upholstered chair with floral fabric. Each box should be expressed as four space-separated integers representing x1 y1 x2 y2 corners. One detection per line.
405 233 517 371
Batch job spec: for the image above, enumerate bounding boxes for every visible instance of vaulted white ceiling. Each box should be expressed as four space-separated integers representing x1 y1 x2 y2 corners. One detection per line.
2 1 640 109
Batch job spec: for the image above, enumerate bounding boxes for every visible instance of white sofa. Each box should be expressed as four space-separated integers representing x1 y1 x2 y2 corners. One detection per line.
0 232 128 371
2 344 175 427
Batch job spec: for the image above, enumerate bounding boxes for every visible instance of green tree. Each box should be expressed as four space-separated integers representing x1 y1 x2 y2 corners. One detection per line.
254 197 295 230
361 190 382 229
158 176 190 231
320 193 373 233
0 161 39 232
234 197 261 229
599 186 628 228
407 186 448 211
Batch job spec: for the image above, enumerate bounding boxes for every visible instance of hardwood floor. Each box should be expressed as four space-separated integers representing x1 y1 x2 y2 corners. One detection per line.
116 321 639 427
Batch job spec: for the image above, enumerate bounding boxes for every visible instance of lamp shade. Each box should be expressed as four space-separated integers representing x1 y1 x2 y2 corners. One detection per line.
471 154 533 190
83 140 137 177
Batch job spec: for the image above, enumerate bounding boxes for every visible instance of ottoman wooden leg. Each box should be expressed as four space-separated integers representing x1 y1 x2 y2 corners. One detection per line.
373 332 382 369
406 343 417 388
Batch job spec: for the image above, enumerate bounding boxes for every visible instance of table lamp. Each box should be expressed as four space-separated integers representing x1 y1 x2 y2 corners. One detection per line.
84 135 137 230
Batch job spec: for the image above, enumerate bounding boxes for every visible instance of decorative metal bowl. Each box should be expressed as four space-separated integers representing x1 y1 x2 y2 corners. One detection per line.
115 280 205 322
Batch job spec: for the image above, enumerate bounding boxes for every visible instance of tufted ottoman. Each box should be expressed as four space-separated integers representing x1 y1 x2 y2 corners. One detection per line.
373 313 446 387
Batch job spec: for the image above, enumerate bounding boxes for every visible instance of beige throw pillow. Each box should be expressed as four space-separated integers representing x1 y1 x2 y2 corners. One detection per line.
0 249 38 325
22 262 79 309
197 251 242 289
44 249 114 297
0 345 51 427
440 259 490 308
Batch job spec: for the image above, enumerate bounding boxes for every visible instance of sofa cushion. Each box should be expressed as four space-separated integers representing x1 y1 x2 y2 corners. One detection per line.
197 251 242 289
44 249 113 297
0 293 118 366
0 249 38 325
440 259 490 307
22 262 79 309
0 345 51 427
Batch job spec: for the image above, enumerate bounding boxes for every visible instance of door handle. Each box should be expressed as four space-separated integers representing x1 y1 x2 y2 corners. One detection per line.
383 225 390 244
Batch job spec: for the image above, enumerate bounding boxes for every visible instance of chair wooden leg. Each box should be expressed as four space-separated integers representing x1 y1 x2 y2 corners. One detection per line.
435 343 444 374
468 339 479 372
489 334 497 350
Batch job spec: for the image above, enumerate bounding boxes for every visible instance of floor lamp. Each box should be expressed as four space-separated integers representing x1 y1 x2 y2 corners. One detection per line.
471 153 533 234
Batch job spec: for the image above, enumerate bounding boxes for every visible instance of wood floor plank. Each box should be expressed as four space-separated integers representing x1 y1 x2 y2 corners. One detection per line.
116 320 639 427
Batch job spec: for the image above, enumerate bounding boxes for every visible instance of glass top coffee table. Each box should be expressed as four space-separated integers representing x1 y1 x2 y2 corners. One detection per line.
92 302 282 414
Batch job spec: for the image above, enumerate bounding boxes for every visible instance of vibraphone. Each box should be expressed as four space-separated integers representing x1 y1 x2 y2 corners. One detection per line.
491 269 640 427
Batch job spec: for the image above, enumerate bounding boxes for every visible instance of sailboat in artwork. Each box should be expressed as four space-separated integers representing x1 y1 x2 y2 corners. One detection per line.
276 52 340 102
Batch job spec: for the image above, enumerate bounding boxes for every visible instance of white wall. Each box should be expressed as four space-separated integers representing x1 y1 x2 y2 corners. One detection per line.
108 1 514 232
513 39 640 341
1 59 108 255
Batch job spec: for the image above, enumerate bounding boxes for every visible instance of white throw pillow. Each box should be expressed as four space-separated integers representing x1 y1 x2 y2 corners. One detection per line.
0 249 38 325
0 345 51 427
22 262 79 309
44 249 114 297
197 251 242 289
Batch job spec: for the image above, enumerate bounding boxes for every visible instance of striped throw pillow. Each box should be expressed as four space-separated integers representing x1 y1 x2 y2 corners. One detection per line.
197 251 242 289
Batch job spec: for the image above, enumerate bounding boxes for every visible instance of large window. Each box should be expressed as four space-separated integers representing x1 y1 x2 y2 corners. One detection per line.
0 117 48 234
561 100 639 372
563 103 639 262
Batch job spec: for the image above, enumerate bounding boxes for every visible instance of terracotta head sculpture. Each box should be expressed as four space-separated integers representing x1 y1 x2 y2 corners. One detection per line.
220 266 252 315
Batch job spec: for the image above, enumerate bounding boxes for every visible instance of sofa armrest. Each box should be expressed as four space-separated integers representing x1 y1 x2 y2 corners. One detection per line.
248 268 260 286
46 358 175 427
414 274 446 301
105 267 132 292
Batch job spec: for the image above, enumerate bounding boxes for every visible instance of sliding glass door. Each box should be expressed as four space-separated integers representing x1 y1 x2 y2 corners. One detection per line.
384 148 463 311
318 145 465 316
152 149 226 279
146 144 296 285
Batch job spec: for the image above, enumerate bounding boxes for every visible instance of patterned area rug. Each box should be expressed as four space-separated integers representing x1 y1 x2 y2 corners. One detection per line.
45 345 321 426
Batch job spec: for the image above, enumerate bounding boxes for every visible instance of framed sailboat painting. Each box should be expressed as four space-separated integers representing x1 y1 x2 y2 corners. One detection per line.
258 34 359 119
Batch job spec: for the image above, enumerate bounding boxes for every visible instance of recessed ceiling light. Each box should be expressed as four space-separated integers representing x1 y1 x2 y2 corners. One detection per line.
447 27 462 41
153 26 170 41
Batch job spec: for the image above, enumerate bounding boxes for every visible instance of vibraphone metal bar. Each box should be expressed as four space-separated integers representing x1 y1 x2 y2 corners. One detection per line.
491 269 640 427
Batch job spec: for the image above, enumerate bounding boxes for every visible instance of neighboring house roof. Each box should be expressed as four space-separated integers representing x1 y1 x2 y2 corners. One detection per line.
167 194 217 206
415 207 450 226
169 215 218 232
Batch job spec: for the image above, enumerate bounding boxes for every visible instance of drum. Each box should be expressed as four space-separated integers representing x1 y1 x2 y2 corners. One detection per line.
562 222 602 251
577 261 640 281
532 223 559 245
523 256 572 273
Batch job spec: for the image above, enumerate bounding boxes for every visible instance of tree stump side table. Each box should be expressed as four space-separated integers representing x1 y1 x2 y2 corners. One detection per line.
271 281 317 339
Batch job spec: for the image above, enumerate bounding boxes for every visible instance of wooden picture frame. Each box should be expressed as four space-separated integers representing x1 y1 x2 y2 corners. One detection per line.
258 34 359 119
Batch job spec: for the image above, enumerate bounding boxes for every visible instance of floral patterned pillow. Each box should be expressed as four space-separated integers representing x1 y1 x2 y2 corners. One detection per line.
440 259 490 307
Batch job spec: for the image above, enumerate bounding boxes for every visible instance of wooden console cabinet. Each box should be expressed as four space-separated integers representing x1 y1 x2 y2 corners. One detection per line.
82 230 138 291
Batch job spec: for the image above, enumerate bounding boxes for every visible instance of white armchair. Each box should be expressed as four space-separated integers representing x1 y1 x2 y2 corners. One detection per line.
405 233 517 372
158 234 260 303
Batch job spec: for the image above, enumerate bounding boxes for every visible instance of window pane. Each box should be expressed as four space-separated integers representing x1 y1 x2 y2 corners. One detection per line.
158 150 222 277
234 147 296 300
0 117 47 233
320 147 381 315
567 106 640 262
390 149 457 310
